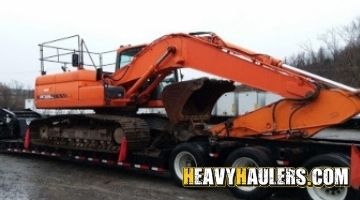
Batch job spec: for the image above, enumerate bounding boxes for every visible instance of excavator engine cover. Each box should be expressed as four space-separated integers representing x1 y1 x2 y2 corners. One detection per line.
162 78 235 123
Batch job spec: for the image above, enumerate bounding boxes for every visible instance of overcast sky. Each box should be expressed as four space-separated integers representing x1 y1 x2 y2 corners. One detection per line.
0 0 360 87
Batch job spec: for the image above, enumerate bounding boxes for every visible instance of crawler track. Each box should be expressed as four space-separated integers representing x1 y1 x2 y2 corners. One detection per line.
29 114 150 153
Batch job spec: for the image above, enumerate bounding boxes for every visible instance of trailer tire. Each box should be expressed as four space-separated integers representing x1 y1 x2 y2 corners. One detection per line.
169 142 208 186
302 153 359 200
225 146 274 200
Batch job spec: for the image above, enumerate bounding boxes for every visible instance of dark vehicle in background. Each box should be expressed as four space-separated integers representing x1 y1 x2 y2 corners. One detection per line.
0 109 41 139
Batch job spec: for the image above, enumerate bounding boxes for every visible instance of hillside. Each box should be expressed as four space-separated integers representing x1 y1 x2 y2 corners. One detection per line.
288 17 360 87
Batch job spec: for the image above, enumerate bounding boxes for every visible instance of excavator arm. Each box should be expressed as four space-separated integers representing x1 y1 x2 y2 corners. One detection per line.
211 89 360 139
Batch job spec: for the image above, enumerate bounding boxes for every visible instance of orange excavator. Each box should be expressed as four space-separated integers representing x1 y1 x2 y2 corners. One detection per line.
35 32 360 141
8 32 360 199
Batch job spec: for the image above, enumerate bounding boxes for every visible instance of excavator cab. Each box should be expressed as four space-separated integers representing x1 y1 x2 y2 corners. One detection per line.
115 45 181 101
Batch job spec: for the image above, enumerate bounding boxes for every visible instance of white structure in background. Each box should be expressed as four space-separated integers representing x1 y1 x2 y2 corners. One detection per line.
136 90 282 116
212 91 281 116
138 108 166 114
25 91 282 116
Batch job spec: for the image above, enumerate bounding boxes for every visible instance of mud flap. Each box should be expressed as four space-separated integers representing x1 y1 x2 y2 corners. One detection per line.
162 78 235 123
118 137 128 162
351 145 360 189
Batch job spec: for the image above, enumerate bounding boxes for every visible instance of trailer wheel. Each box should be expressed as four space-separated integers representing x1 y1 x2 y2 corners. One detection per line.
225 146 274 200
302 153 359 200
169 142 208 185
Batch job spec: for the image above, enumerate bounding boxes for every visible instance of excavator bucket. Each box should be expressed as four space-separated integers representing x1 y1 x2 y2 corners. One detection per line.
162 78 235 124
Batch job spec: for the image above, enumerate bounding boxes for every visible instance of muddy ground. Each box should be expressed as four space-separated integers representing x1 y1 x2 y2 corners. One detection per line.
0 153 301 200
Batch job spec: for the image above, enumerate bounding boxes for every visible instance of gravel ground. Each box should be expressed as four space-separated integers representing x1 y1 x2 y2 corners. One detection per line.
0 153 301 200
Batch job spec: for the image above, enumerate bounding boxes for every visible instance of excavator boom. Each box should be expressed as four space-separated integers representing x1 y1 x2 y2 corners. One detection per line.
109 33 318 99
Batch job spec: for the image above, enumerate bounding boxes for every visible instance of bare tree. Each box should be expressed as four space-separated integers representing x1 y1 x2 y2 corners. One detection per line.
300 40 317 64
339 17 360 47
319 27 342 60
0 83 12 109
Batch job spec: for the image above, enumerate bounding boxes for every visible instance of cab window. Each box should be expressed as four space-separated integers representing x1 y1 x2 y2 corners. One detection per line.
116 46 144 69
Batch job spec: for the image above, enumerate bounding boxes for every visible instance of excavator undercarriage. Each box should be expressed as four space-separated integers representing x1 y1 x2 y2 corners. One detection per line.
29 115 150 153
29 78 234 153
